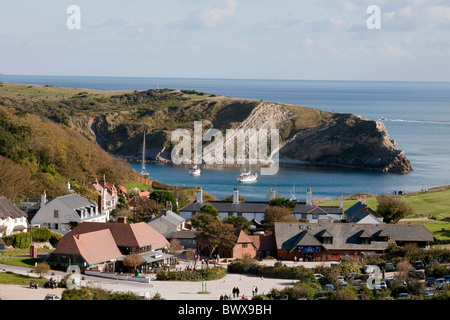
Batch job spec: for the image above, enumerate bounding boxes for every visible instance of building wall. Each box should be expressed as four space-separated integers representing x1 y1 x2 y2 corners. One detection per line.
277 249 372 262
231 243 257 259
0 216 28 236
32 199 107 232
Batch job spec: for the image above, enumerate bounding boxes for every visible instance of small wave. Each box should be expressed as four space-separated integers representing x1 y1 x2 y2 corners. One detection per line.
381 118 450 126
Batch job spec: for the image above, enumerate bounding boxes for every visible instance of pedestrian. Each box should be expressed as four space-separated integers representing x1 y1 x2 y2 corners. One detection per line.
242 294 246 300
236 287 240 297
252 285 256 296
255 286 258 295
220 294 224 300
232 287 236 298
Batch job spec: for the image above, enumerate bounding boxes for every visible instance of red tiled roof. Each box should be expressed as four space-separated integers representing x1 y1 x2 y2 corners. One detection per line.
59 221 169 250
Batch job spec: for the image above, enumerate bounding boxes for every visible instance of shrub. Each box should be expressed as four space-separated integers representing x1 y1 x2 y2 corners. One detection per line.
156 266 226 281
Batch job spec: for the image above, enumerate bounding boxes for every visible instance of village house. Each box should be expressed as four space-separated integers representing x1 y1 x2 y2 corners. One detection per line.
0 196 28 236
344 201 384 224
31 193 109 234
147 203 196 248
197 228 258 260
46 218 171 273
273 222 434 262
88 175 118 216
179 187 343 222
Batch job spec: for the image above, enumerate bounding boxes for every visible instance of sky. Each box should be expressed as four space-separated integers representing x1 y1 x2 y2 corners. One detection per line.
0 0 449 82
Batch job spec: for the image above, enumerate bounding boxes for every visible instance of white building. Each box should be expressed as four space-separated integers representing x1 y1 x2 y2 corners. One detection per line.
31 193 109 233
179 187 343 223
0 197 28 236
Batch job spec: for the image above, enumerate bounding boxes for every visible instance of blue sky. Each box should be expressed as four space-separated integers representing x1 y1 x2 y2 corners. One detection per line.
1 0 449 81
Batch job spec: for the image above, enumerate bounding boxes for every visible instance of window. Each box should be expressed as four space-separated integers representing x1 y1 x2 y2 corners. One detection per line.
242 243 248 248
54 210 59 218
322 237 333 244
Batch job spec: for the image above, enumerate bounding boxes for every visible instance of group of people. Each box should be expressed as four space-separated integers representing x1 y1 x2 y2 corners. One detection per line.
219 285 259 300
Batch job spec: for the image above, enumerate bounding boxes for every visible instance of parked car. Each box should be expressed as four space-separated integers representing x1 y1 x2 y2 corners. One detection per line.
414 270 426 280
344 273 363 280
443 275 450 282
363 265 374 274
426 277 436 287
339 282 349 289
337 276 345 282
421 291 434 298
44 294 60 300
314 274 324 281
376 281 387 290
384 263 395 272
396 293 410 300
323 284 335 291
436 278 447 289
413 261 425 269
428 259 439 266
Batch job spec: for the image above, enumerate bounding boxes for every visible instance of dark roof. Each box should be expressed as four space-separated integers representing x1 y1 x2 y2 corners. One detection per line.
180 201 269 213
274 222 434 252
344 202 383 222
0 197 27 219
170 230 200 239
147 211 185 238
180 200 341 215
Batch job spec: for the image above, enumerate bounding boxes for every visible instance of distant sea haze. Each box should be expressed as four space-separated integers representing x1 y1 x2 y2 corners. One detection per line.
2 75 450 201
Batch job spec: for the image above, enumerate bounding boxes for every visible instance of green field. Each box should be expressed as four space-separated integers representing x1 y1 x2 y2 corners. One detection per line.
318 186 450 241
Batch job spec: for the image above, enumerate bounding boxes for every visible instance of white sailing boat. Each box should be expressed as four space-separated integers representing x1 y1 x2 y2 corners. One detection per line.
140 130 149 177
290 185 298 202
189 165 201 175
237 165 258 183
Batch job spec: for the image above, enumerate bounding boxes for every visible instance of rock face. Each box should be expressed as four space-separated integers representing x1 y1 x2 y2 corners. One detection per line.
226 102 412 173
65 93 412 173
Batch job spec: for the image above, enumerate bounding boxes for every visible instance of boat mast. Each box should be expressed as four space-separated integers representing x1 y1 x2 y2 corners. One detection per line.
141 130 147 175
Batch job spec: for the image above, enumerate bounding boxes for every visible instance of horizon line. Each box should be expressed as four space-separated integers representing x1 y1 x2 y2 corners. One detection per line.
1 74 449 84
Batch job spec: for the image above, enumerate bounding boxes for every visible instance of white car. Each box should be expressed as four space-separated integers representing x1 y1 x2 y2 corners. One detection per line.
376 281 387 289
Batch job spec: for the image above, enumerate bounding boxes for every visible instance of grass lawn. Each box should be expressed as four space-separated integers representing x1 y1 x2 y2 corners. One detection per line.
0 257 44 268
0 272 47 286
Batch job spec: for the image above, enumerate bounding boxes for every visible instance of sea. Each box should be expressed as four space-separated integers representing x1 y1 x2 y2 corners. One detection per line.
1 75 450 201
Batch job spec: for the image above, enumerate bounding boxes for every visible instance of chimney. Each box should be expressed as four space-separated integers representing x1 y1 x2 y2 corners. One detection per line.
166 201 173 212
40 190 47 207
117 216 127 224
233 188 239 204
197 186 203 204
339 193 343 211
269 188 276 200
97 194 103 215
66 181 71 190
306 188 312 206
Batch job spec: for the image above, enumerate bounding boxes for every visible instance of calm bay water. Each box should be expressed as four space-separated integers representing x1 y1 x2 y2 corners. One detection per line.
1 75 450 201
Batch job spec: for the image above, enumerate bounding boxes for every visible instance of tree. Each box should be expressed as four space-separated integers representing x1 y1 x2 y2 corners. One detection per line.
35 262 50 278
263 205 297 229
199 203 219 217
191 211 219 231
123 253 145 271
376 195 414 223
201 222 237 257
169 238 184 253
223 216 251 233
268 197 296 210
149 190 178 213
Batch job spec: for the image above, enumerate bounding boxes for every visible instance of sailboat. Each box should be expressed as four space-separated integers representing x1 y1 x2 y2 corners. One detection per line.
140 130 149 177
237 164 258 183
290 185 298 202
189 165 201 175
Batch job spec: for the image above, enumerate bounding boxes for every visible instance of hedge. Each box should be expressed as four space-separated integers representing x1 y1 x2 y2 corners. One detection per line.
156 266 227 281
